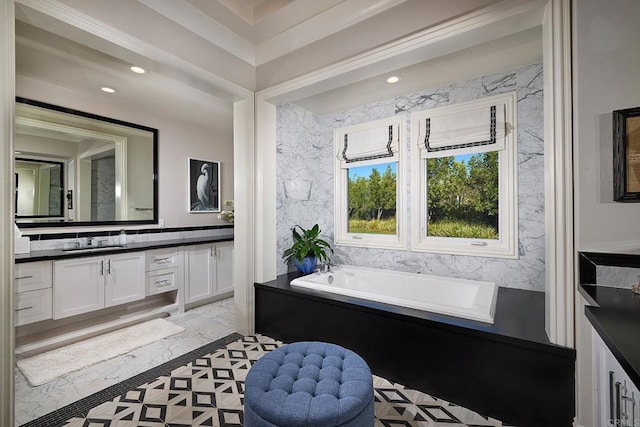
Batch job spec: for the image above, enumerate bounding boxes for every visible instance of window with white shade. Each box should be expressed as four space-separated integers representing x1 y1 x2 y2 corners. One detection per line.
334 116 405 249
410 92 518 258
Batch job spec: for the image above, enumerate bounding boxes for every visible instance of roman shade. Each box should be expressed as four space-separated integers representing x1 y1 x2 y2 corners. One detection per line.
338 124 399 168
417 104 507 158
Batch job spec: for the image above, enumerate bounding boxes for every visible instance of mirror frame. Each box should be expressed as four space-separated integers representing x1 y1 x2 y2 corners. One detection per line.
14 157 65 218
15 97 159 228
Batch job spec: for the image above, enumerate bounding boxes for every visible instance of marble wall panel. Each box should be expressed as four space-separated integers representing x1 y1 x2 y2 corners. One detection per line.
596 266 640 289
276 63 545 291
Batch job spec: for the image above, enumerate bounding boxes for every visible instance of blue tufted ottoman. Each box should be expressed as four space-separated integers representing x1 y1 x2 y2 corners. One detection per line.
244 341 374 426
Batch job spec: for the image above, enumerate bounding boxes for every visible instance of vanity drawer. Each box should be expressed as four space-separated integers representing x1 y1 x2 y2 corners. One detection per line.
146 248 179 271
147 269 179 295
15 288 53 326
15 261 53 292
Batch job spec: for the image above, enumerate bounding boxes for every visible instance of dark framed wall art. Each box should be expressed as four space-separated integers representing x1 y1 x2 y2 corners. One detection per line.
613 107 640 202
188 158 220 213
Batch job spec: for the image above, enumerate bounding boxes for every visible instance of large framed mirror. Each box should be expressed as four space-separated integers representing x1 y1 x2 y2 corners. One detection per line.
15 97 158 227
15 157 64 218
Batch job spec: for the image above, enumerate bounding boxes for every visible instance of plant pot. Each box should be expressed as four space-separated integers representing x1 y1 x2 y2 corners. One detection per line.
294 256 317 274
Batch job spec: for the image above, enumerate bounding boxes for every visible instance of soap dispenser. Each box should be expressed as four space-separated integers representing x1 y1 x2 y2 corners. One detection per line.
119 229 127 245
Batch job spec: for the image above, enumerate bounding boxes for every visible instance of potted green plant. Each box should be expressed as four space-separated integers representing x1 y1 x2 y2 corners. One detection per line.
282 224 333 274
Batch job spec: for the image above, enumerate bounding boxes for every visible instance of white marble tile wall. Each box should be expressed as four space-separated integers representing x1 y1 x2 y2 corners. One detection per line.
28 227 234 251
276 63 545 291
596 266 640 289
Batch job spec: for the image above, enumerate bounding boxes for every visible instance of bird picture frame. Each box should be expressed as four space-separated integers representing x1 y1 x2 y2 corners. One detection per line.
188 157 221 213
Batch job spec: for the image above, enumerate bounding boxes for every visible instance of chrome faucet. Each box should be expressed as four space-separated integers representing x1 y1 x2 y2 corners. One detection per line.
321 261 337 273
88 237 106 247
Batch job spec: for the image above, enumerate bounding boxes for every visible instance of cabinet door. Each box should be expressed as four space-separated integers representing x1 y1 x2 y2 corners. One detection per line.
15 261 53 292
215 242 234 294
185 244 216 304
15 288 53 326
105 252 146 307
593 329 640 426
53 256 105 319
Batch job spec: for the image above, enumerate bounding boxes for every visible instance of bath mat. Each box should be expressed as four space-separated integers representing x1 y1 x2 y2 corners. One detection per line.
16 318 185 386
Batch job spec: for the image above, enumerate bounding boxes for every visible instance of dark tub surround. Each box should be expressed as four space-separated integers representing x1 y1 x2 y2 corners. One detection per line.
579 251 640 389
255 273 576 427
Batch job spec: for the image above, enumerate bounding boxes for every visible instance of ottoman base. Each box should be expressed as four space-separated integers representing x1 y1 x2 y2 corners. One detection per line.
244 341 374 427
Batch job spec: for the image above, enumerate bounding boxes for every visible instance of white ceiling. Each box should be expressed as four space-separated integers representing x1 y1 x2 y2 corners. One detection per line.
139 0 407 66
15 20 234 135
14 0 542 129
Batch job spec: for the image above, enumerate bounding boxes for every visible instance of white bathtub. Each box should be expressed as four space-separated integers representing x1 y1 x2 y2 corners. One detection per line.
289 265 498 324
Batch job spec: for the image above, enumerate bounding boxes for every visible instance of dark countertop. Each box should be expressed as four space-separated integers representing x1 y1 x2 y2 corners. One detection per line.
256 272 574 357
15 235 234 263
580 284 640 388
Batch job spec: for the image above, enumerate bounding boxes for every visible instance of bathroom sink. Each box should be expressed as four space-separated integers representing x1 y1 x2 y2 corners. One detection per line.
62 245 126 253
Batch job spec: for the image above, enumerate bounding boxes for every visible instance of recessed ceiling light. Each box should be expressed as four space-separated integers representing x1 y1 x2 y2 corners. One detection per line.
99 86 117 94
130 66 146 74
386 75 401 84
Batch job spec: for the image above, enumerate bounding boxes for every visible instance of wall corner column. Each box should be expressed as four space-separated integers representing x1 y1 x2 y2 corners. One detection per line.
543 0 574 348
0 0 15 425
233 96 255 335
254 97 277 284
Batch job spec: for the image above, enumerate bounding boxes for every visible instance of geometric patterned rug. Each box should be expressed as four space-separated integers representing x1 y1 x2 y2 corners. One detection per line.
23 334 515 426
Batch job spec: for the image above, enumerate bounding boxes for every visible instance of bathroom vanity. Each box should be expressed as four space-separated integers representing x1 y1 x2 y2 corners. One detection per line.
579 250 640 426
15 232 233 355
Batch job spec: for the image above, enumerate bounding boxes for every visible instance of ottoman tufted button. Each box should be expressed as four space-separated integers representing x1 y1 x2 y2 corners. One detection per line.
245 342 374 427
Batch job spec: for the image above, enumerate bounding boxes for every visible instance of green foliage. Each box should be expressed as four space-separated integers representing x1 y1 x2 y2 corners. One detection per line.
428 220 499 239
467 151 499 217
348 164 397 222
348 218 396 234
426 152 499 237
282 224 333 264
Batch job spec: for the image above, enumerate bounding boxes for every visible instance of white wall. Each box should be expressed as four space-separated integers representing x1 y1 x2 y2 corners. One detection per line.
16 75 234 229
573 2 640 425
574 0 640 249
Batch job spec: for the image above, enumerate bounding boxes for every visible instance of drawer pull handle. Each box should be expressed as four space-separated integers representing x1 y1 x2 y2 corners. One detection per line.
610 371 616 421
15 275 34 280
155 257 171 263
15 306 34 312
155 279 172 288
616 381 622 422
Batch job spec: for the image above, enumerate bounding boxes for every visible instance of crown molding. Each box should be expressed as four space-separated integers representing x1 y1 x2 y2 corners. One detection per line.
254 0 406 65
257 0 547 101
15 0 253 100
138 0 256 66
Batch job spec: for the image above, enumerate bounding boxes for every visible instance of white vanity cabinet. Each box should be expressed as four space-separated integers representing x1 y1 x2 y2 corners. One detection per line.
593 329 640 426
104 252 147 307
15 261 53 326
185 242 233 304
145 248 181 295
53 252 145 319
215 242 234 294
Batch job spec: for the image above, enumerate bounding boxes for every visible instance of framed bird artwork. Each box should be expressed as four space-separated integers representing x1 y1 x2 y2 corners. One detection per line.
188 157 221 213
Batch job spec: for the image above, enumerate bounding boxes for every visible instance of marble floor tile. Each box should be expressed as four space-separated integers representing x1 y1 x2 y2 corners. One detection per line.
51 335 514 427
14 298 235 426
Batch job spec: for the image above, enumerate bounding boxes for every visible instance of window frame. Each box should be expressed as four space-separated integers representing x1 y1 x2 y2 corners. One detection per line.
334 116 406 250
410 92 518 259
